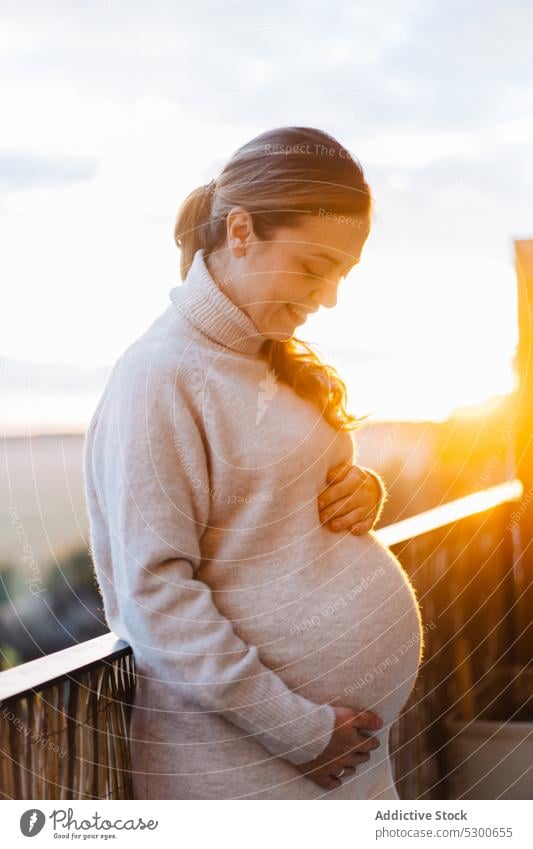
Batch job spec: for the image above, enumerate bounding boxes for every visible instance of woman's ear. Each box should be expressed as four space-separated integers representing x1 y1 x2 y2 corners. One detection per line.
226 207 254 256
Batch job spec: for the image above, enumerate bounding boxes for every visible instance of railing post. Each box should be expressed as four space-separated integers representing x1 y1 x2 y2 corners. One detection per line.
513 239 533 666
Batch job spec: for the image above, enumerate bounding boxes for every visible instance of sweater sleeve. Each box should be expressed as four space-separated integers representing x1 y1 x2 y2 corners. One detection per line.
86 354 335 767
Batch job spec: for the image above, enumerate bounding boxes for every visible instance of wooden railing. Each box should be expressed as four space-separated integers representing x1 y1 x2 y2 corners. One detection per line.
0 633 135 799
0 480 525 800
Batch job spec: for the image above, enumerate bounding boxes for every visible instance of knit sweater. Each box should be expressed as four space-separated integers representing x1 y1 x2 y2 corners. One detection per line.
83 247 424 800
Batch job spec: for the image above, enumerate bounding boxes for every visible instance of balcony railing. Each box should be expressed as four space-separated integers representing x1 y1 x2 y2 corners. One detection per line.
0 480 525 800
0 634 135 799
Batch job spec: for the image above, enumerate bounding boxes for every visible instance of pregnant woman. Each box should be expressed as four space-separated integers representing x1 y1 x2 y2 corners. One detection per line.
83 125 424 800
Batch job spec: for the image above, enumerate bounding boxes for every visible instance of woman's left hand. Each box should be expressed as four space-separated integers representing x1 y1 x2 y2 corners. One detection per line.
317 462 385 535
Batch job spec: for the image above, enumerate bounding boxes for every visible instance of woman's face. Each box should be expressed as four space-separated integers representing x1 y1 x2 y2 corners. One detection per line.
207 208 371 341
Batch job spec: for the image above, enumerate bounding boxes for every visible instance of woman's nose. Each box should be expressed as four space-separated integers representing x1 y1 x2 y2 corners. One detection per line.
314 283 338 310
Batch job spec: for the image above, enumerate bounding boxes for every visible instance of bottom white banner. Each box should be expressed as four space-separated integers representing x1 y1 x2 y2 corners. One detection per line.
2 799 531 848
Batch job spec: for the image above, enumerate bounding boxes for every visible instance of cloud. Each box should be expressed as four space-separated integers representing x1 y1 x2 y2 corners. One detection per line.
0 0 529 385
0 153 98 190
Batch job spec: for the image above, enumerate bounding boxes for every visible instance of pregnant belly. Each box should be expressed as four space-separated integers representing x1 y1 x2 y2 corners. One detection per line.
202 528 424 729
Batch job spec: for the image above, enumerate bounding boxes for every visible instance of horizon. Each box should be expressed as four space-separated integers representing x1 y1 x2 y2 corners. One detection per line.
0 1 530 428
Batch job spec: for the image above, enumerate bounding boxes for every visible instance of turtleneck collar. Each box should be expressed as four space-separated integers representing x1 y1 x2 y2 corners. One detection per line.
169 248 266 356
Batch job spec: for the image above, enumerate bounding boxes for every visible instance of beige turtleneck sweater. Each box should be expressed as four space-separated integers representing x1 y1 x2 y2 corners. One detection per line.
83 247 423 799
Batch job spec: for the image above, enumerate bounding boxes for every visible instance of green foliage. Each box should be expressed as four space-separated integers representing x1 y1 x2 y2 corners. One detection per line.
0 643 21 671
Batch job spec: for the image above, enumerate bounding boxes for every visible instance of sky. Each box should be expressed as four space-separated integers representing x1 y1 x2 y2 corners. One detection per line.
1 0 532 427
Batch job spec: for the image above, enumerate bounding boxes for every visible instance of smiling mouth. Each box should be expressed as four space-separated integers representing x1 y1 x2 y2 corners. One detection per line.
286 304 317 322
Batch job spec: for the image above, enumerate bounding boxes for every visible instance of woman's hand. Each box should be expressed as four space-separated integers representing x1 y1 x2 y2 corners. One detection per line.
296 706 383 790
317 462 386 535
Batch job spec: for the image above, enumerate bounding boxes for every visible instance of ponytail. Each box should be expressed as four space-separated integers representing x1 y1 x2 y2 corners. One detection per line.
174 179 218 280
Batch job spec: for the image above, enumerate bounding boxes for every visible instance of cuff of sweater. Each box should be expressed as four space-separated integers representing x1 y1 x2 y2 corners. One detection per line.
210 671 337 766
271 699 337 765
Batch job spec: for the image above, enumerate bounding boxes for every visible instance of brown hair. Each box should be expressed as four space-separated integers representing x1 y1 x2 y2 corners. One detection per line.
174 126 372 431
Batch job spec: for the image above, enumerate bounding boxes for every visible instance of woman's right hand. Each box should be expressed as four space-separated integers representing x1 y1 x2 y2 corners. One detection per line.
296 706 383 790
